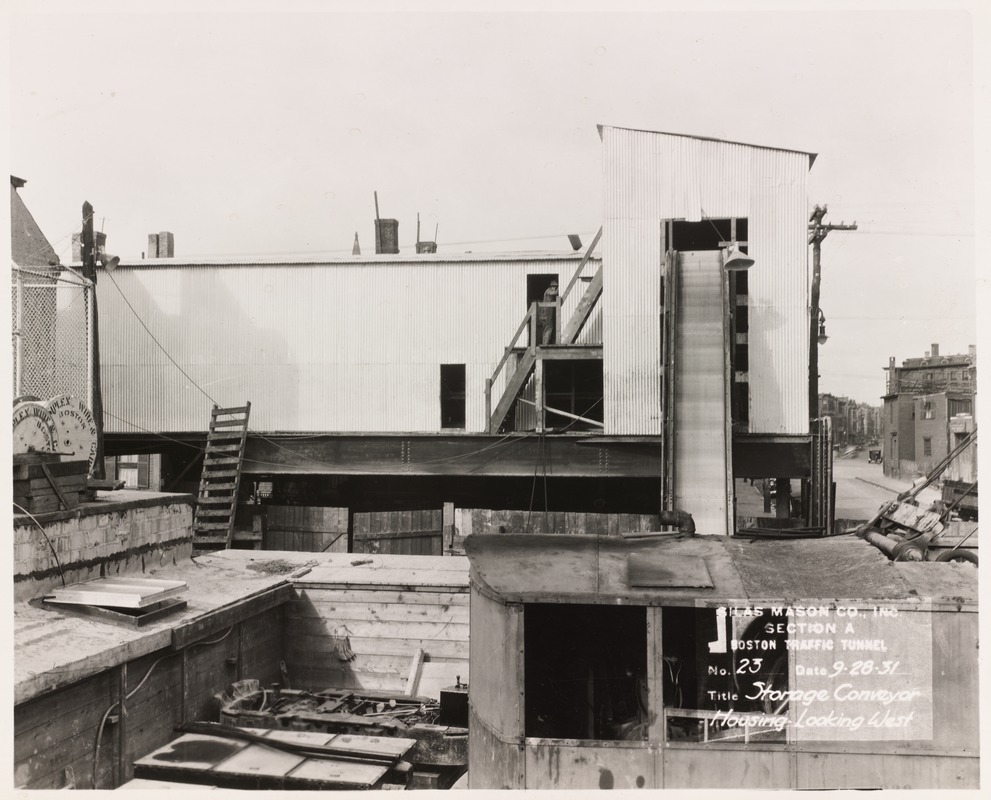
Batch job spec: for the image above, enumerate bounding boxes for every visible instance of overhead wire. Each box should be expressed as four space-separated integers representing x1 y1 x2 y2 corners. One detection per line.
13 210 94 267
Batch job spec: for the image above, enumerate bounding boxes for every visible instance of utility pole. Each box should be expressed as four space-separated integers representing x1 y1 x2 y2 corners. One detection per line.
808 204 857 422
81 201 106 479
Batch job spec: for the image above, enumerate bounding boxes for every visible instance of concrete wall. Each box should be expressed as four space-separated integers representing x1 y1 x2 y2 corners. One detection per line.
13 491 193 602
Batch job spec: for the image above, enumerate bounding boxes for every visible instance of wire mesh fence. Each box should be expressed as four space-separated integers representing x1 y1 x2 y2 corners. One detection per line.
11 265 93 407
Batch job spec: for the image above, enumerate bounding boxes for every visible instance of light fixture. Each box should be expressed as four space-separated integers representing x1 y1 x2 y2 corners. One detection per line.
817 309 828 345
99 253 120 273
723 244 754 271
567 234 583 251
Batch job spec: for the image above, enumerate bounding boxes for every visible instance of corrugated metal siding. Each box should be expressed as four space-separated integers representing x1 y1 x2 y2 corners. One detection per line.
99 254 600 433
601 126 810 435
746 147 810 433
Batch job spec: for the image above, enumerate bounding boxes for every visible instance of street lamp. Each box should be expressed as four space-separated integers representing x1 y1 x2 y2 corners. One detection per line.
817 309 828 346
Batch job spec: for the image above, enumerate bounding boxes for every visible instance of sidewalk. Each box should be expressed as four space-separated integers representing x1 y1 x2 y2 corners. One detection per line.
832 450 941 522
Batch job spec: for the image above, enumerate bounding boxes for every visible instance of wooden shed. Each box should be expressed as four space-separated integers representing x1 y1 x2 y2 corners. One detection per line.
464 533 978 790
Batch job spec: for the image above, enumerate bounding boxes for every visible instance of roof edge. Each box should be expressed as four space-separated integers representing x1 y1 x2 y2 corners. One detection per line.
598 123 818 168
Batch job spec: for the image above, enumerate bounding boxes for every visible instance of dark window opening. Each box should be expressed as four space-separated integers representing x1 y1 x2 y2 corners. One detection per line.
440 364 466 429
544 360 603 431
923 437 932 457
524 603 647 741
662 607 788 744
733 381 750 428
734 303 749 334
734 345 749 372
729 270 749 432
526 274 559 308
735 269 749 295
671 218 748 252
949 398 972 417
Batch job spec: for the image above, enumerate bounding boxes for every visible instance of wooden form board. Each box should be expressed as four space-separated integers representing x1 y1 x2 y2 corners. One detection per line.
353 509 443 556
264 505 348 553
15 602 286 790
285 584 469 696
14 550 314 704
46 577 188 609
285 554 468 695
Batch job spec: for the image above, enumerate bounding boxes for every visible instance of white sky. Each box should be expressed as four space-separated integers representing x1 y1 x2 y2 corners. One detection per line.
5 1 981 405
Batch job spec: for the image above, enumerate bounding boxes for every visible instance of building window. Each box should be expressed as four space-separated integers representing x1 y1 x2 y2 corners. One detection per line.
524 603 647 741
948 398 973 417
544 360 604 431
923 401 933 420
923 437 932 457
110 454 150 488
440 364 466 429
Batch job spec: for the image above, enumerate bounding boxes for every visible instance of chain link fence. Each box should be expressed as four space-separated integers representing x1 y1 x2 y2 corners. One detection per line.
11 265 93 407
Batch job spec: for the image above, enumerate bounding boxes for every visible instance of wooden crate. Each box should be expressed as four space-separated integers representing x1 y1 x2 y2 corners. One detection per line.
12 455 90 514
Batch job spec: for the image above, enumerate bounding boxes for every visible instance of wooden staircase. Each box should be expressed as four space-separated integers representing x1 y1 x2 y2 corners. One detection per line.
486 228 603 433
192 403 251 554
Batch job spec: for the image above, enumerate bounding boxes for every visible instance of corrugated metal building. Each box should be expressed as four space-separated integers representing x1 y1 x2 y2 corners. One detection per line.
94 125 826 531
99 252 601 434
600 125 814 435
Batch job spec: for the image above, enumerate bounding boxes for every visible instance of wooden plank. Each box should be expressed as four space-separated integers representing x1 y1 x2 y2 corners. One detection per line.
664 747 789 789
285 618 469 644
795 752 978 790
284 631 469 662
292 567 468 589
14 475 88 492
468 592 520 739
47 578 187 609
43 598 188 627
12 459 89 480
204 456 241 466
525 741 654 790
293 588 468 607
405 649 424 695
288 600 469 625
468 708 522 789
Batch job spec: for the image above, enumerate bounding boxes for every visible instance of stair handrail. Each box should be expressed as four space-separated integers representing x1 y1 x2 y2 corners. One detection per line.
559 226 602 305
489 302 538 391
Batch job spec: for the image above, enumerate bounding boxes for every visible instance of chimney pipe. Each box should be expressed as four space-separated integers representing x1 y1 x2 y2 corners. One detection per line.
931 343 939 358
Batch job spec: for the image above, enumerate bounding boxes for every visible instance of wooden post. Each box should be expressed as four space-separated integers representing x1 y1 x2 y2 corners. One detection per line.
484 379 492 432
534 358 545 433
81 202 106 478
116 663 128 787
442 501 455 554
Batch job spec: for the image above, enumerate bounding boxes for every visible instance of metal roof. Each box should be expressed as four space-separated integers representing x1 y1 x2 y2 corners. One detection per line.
464 533 976 609
71 250 601 271
596 123 818 167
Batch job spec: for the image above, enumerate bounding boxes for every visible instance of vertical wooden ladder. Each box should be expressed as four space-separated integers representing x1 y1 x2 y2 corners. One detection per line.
192 403 251 554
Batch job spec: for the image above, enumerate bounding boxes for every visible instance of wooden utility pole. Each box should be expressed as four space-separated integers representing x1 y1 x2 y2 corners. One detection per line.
808 204 857 422
81 201 106 478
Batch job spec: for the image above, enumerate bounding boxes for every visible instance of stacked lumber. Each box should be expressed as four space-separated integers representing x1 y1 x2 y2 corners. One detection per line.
12 454 89 514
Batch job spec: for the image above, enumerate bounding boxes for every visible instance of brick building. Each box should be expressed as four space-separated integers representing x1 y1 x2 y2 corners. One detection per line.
818 393 881 446
881 343 977 478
